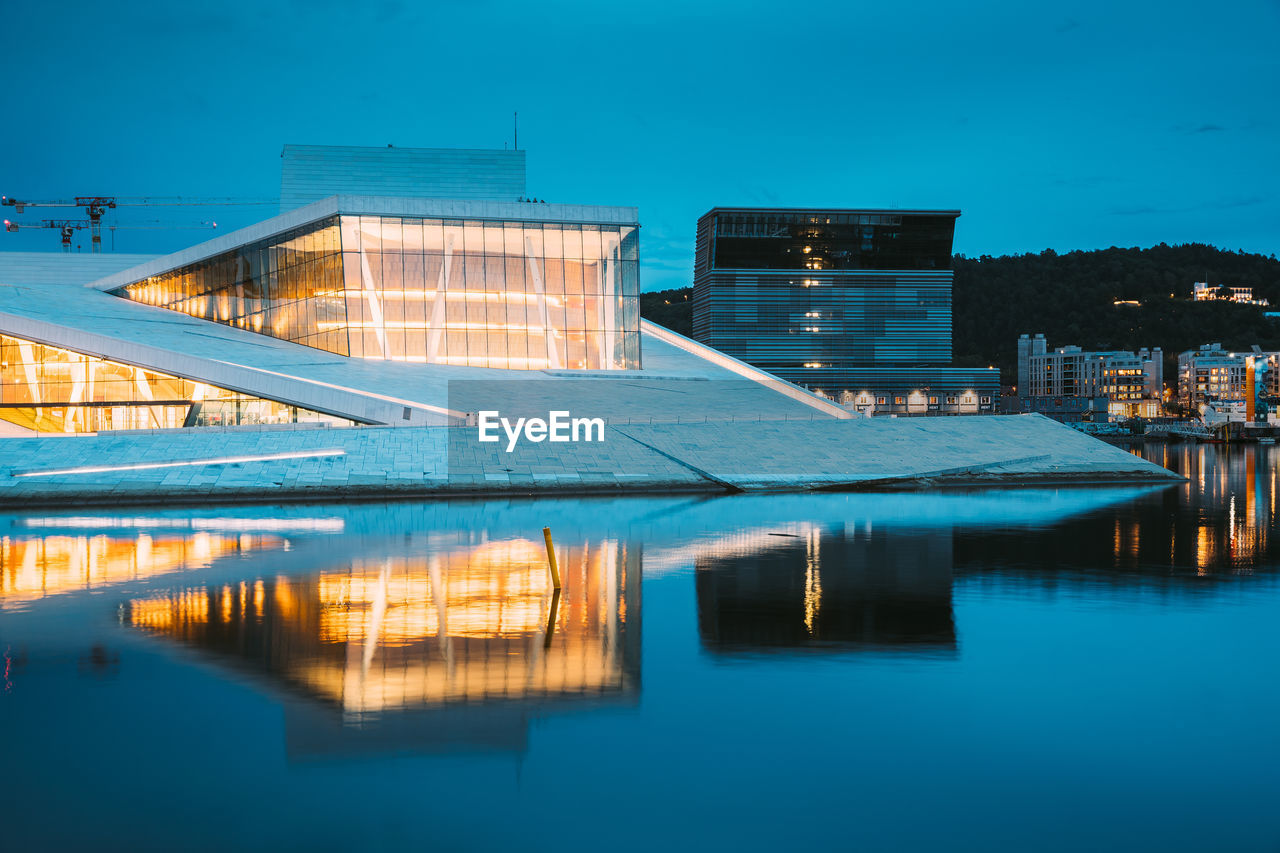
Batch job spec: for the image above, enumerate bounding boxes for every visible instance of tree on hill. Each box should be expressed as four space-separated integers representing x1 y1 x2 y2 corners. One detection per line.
951 244 1280 377
638 287 693 336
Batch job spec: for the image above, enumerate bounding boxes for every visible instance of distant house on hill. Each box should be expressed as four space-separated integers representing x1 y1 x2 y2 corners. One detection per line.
1192 282 1269 306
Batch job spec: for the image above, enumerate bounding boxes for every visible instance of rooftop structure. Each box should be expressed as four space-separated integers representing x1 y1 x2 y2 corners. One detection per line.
280 144 526 211
690 207 999 415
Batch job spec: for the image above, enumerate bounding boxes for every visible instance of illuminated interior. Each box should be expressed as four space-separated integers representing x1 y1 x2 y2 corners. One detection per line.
114 213 642 370
126 537 639 719
0 332 357 433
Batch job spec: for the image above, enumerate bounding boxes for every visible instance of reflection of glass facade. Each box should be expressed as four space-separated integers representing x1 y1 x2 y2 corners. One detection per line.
0 332 355 433
114 213 641 370
694 524 955 652
126 536 640 721
0 528 284 611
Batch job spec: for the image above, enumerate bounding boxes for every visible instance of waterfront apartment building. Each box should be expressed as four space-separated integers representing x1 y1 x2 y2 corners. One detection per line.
1016 334 1163 419
691 207 999 416
1178 343 1253 406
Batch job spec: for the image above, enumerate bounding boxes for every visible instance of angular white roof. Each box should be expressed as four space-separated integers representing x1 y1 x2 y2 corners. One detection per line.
0 251 158 287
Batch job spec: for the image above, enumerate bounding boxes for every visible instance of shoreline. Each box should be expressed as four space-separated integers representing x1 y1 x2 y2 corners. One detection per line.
0 467 1185 511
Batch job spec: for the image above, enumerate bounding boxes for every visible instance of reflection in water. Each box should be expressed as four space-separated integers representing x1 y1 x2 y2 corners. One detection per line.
695 523 955 653
0 530 285 611
952 443 1280 580
125 537 640 752
9 450 1280 848
1164 443 1276 573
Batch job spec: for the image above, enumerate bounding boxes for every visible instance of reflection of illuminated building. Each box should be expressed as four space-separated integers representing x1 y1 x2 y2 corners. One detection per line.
0 529 284 610
1156 443 1272 574
957 443 1280 579
125 537 640 755
695 524 955 653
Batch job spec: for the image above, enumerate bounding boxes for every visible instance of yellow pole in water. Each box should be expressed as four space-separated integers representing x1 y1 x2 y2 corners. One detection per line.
543 588 562 649
542 526 562 590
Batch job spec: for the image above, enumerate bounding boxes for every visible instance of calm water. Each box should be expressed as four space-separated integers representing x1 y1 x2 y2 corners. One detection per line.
3 443 1279 852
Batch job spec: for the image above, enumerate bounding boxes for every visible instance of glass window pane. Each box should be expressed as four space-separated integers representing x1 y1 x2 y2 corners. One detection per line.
580 225 601 262
562 225 582 260
524 223 544 258
380 217 403 253
541 226 562 260
403 218 424 252
359 216 381 253
503 222 524 257
484 222 504 255
423 218 445 252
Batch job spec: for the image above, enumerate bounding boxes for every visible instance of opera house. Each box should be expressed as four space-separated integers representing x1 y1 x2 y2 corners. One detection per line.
0 145 1177 505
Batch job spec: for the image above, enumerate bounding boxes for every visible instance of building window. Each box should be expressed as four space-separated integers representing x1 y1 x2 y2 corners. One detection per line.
114 214 642 371
0 331 354 434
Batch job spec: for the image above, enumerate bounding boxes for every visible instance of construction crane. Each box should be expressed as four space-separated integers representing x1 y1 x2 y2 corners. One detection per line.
3 218 217 252
1 195 272 252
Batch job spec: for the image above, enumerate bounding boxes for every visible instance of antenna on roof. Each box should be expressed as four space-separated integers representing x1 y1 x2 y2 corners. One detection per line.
514 111 518 151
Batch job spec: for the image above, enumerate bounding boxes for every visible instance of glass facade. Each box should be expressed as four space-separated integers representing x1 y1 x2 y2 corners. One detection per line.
710 210 956 271
0 333 356 433
692 273 953 366
114 214 642 371
691 207 999 412
115 218 347 355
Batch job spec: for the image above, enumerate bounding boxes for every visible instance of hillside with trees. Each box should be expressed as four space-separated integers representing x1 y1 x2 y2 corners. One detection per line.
640 244 1280 379
639 288 693 336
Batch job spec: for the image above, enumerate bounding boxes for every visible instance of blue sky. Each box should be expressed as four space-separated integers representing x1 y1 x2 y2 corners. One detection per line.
1 0 1276 290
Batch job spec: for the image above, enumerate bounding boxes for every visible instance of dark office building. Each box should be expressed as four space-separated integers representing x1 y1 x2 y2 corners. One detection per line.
692 208 999 415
